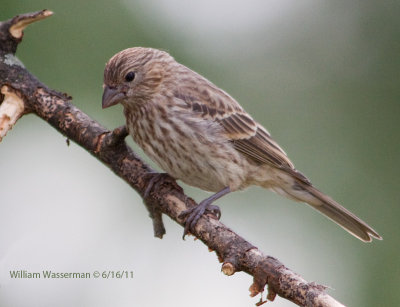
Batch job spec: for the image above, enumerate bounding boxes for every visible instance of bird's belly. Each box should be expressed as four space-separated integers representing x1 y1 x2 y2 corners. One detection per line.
129 119 249 192
144 137 247 192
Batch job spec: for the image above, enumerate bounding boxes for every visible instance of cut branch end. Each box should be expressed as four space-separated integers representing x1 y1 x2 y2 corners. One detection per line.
221 262 236 276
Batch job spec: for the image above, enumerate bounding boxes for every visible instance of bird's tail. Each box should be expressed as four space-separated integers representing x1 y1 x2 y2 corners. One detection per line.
271 181 382 242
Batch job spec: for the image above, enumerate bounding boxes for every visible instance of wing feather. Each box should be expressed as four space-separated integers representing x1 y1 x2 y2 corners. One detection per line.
173 74 310 184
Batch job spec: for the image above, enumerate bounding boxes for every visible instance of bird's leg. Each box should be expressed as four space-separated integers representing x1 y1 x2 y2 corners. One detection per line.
180 186 231 238
143 172 172 238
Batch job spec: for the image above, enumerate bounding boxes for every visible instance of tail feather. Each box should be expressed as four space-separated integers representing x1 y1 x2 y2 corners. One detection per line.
306 185 381 242
275 182 382 242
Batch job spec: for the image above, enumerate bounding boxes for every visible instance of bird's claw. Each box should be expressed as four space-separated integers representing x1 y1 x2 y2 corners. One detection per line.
209 204 222 219
179 201 221 239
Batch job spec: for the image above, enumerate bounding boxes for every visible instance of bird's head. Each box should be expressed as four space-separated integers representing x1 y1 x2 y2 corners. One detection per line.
102 47 172 108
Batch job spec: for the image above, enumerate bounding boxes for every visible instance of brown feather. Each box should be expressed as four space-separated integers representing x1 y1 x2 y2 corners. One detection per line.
173 84 309 183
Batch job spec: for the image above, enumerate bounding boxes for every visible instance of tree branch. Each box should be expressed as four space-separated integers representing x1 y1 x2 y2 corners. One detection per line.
0 10 345 307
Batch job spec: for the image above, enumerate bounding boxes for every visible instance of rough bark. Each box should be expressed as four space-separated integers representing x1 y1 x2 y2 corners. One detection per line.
0 10 345 307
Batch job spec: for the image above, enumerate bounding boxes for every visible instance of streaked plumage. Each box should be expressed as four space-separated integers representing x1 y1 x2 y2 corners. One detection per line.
102 47 381 242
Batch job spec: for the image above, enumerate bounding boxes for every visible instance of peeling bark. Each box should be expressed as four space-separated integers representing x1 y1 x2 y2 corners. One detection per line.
0 85 24 141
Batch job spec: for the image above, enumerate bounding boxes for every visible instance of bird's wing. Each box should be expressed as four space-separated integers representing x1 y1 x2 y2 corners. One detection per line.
173 83 310 184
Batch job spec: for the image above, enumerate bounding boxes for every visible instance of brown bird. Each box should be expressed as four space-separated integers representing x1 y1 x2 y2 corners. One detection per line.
102 47 381 242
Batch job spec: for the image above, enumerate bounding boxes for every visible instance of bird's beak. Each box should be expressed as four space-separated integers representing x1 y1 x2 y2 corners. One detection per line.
102 86 125 109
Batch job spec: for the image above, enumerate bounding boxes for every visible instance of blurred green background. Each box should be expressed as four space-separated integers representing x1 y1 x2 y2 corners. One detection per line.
1 1 399 306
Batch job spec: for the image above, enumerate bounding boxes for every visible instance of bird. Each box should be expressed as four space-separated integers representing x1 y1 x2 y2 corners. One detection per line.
102 47 382 242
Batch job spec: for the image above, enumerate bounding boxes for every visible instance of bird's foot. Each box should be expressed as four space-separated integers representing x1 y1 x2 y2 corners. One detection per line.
179 187 231 239
179 186 230 238
179 200 221 239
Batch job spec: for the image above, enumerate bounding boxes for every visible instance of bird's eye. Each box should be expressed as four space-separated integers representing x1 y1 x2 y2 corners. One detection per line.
124 72 136 82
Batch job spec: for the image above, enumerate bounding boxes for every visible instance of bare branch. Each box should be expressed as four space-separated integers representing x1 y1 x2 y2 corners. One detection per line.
9 10 53 39
0 11 346 307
